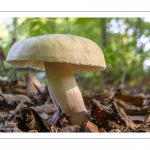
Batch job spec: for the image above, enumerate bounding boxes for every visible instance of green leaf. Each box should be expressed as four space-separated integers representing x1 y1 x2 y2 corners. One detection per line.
75 18 92 24
134 47 143 55
126 40 136 47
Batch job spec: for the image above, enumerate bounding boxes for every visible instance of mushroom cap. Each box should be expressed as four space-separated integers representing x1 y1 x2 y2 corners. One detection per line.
6 34 106 73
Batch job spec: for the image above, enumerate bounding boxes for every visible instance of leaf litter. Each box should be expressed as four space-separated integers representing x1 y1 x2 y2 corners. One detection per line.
1 73 150 132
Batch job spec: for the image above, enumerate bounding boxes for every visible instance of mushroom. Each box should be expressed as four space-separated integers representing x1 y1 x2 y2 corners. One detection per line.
6 34 106 126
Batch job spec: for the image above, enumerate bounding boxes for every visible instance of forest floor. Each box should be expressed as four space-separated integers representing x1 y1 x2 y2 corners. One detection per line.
0 71 150 133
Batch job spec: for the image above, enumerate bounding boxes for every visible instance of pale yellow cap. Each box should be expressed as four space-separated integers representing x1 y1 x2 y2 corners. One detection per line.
6 34 106 73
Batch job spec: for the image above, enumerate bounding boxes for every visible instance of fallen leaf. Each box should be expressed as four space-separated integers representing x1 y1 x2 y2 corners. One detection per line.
18 107 50 132
61 125 80 132
118 108 137 130
81 120 99 132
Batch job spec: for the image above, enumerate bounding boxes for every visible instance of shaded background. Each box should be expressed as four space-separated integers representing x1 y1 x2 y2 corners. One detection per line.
0 18 150 94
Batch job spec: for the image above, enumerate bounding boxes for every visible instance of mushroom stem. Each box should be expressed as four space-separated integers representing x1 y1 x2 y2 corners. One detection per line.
44 62 91 126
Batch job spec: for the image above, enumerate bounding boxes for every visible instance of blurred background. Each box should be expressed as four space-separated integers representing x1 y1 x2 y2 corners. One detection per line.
0 18 150 95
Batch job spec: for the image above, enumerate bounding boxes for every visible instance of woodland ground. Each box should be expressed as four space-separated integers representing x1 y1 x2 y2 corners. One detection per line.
0 71 150 133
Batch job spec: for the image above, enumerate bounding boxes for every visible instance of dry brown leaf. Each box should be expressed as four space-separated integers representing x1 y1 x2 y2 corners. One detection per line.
30 103 56 115
50 124 61 132
81 120 99 132
114 95 144 106
61 125 80 132
0 122 23 132
124 105 150 116
118 108 137 130
0 94 32 111
99 127 106 132
18 107 50 132
143 111 150 126
90 99 116 129
47 110 65 127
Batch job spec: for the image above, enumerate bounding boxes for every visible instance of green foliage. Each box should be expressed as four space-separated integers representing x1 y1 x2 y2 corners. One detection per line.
75 18 92 24
1 17 150 93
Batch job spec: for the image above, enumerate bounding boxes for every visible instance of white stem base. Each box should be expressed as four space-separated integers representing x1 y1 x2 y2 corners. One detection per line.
44 62 90 126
